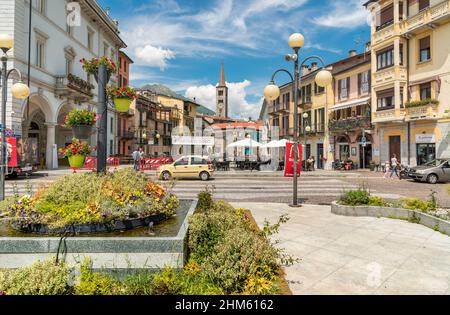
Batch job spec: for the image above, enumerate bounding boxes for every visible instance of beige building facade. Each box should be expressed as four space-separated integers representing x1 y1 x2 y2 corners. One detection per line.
365 0 450 166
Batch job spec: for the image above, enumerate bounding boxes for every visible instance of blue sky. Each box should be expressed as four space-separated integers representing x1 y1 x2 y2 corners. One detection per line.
98 0 371 118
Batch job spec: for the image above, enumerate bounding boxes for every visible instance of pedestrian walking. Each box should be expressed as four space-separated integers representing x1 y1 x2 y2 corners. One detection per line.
132 147 141 171
390 154 399 179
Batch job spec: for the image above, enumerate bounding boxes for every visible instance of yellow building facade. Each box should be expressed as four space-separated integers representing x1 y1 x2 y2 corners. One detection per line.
365 0 450 166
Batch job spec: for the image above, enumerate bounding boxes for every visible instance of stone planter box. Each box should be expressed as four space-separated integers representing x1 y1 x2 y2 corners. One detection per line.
0 199 198 271
331 201 450 235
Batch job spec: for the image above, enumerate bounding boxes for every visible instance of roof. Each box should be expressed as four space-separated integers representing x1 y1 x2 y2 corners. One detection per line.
119 51 134 64
211 121 263 130
197 105 216 116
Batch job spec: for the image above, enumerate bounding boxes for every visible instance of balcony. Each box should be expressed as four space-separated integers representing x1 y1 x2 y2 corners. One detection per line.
373 24 396 46
55 74 94 102
402 0 450 36
373 107 406 123
120 129 135 140
329 117 371 132
405 101 440 121
373 66 407 86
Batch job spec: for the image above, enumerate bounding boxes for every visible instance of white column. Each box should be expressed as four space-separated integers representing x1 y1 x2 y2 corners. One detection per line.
45 122 57 169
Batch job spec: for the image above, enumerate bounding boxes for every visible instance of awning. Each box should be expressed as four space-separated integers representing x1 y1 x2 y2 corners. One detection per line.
331 97 370 111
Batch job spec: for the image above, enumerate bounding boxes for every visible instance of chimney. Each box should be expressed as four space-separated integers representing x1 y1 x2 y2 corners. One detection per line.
365 42 371 52
301 65 310 75
310 62 318 71
349 50 357 57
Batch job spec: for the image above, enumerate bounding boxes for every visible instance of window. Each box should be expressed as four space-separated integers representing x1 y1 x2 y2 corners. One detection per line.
358 71 370 95
420 82 431 100
66 59 72 75
417 144 435 166
282 93 290 109
87 29 94 51
175 157 189 166
33 0 46 15
282 115 289 132
301 84 312 103
419 36 431 62
377 88 395 109
103 43 109 57
376 4 394 31
316 108 325 132
35 40 45 68
110 117 114 134
191 157 208 165
218 90 223 96
419 0 430 11
314 83 325 95
338 78 349 100
377 46 394 70
109 140 113 155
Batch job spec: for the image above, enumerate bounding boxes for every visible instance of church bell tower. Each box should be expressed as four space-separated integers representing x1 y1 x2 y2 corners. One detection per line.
216 63 228 118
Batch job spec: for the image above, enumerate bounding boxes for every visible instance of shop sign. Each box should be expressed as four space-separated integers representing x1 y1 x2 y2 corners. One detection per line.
416 134 435 144
284 142 302 177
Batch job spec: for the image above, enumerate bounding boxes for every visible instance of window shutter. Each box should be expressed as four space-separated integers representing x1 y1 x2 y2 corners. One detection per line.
380 4 394 25
358 73 361 94
347 77 350 93
420 36 430 50
338 80 342 98
419 0 430 11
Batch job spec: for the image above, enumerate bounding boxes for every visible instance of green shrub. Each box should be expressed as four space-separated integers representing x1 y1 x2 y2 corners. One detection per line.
368 196 386 207
339 189 370 206
197 187 215 212
149 268 182 295
402 198 435 213
0 259 72 295
74 259 123 295
121 272 153 295
201 226 279 293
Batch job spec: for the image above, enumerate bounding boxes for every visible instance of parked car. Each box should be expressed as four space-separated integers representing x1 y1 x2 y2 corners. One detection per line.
158 156 214 181
408 159 450 184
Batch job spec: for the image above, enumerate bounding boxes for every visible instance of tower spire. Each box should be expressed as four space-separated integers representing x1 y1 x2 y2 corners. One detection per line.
219 63 226 86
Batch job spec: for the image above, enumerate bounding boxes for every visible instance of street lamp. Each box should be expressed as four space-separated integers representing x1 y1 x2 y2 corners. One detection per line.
264 33 332 207
0 34 30 201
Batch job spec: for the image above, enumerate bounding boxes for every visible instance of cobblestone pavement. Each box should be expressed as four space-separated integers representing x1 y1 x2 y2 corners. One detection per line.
232 202 450 295
4 168 450 207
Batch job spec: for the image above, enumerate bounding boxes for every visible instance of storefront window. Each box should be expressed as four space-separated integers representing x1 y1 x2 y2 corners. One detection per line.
339 145 350 161
416 144 435 165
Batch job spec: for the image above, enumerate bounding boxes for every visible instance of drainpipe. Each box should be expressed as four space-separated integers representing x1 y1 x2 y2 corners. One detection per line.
406 36 411 165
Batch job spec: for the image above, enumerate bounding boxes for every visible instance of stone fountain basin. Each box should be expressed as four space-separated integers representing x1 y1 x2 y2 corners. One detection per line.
0 199 197 271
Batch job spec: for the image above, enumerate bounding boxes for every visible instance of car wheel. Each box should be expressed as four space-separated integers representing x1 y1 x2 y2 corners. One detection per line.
7 172 18 179
162 171 172 181
427 174 438 184
200 171 210 181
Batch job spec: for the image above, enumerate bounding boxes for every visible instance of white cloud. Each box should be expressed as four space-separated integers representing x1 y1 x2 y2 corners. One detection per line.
185 80 263 119
135 45 175 70
313 0 369 28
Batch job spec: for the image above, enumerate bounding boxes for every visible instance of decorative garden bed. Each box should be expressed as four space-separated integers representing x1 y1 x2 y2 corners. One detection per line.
333 189 450 235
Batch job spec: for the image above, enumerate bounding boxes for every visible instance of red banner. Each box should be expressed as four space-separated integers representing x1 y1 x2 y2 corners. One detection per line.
284 142 302 177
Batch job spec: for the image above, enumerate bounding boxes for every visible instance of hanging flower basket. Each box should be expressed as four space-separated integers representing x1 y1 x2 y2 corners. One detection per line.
80 56 116 84
107 86 137 113
63 109 97 140
72 125 94 140
59 139 92 169
68 154 86 168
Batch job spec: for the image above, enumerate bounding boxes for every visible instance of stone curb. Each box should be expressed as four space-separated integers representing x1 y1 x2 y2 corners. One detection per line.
331 201 450 235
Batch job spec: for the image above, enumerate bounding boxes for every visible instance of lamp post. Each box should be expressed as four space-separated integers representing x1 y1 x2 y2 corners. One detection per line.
0 34 31 201
264 33 332 207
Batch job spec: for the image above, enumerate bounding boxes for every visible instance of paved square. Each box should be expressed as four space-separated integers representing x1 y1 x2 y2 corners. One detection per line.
232 202 450 295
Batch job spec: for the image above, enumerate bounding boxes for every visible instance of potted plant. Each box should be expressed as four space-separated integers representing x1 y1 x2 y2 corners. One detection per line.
64 109 97 140
107 85 137 113
80 56 117 83
369 160 376 171
59 138 92 168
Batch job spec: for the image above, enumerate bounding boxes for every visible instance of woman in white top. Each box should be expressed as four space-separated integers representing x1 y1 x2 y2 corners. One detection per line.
390 154 399 178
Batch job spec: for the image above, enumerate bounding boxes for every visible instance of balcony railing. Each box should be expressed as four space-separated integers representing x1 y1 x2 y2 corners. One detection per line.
373 108 406 123
373 24 395 46
373 66 407 86
55 73 94 101
329 116 371 132
405 102 439 121
120 130 135 140
402 0 450 35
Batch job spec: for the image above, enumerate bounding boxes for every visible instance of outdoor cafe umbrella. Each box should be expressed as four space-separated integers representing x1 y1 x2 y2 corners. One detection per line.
262 139 292 148
227 138 263 148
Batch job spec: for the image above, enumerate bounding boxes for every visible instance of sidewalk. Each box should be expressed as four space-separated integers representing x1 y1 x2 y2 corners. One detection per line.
232 202 450 295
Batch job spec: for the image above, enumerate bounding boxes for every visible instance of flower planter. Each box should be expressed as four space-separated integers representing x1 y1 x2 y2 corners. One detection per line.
114 98 132 113
11 213 167 235
93 71 112 85
72 125 94 140
68 154 86 168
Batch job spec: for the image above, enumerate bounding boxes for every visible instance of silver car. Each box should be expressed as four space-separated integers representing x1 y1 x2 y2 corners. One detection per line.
408 159 450 184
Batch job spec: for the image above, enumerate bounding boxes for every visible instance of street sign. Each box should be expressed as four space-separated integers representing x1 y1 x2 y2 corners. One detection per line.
361 136 367 147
